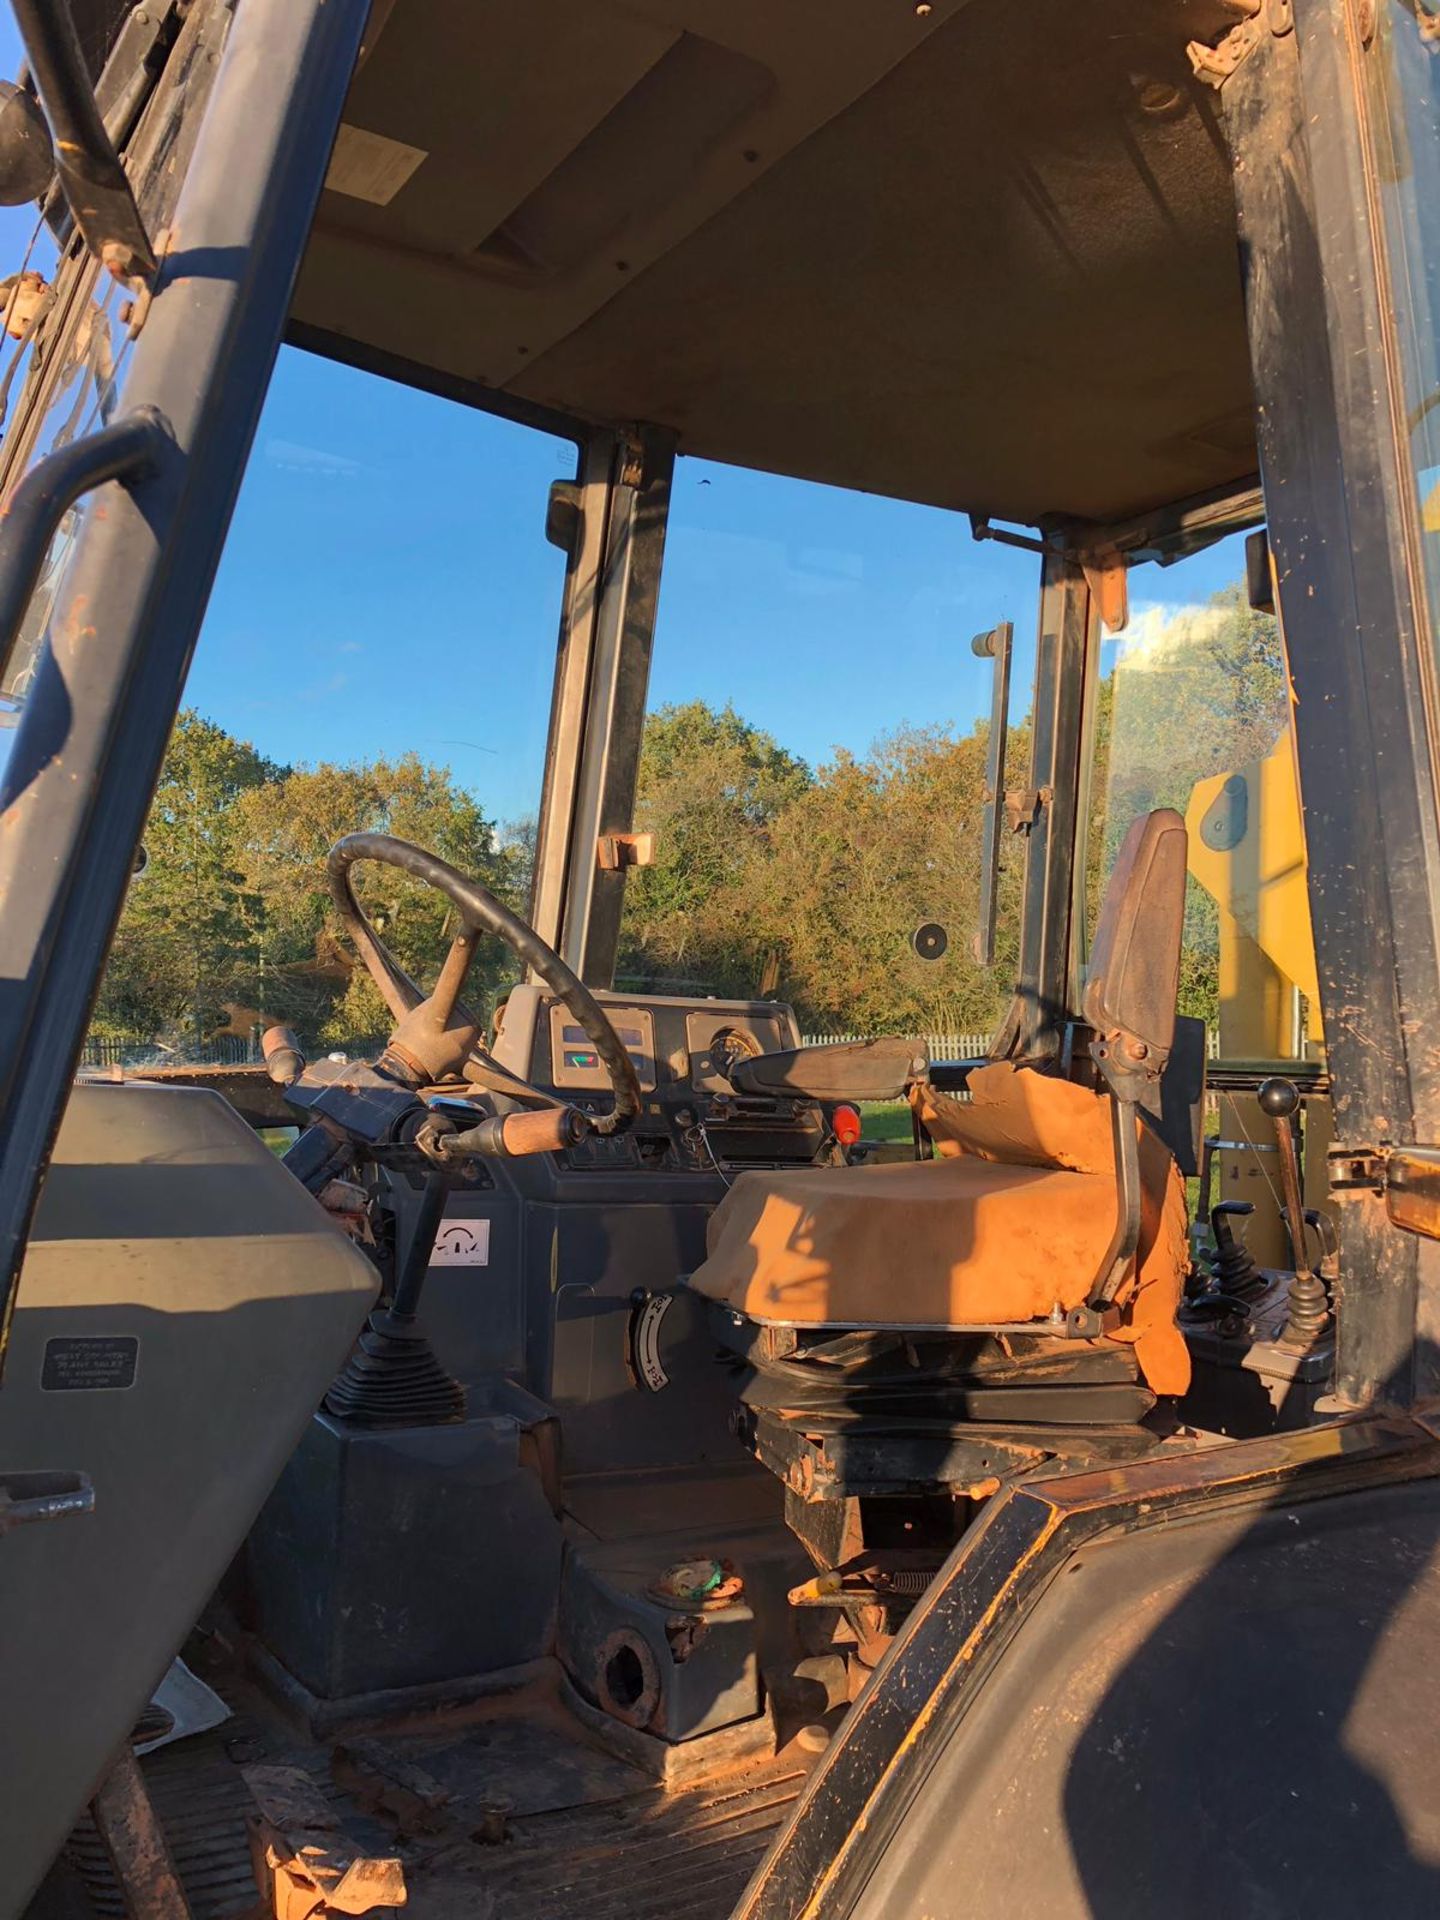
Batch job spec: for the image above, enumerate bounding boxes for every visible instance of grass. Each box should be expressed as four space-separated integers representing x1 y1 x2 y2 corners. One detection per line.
860 1100 914 1145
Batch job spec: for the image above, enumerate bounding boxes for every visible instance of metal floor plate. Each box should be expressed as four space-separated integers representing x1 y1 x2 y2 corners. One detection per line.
419 1763 808 1919
58 1686 808 1920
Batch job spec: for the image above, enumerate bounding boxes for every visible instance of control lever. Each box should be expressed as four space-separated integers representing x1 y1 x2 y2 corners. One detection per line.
426 1104 588 1164
1258 1077 1308 1274
1207 1200 1265 1302
1304 1207 1339 1286
1259 1077 1333 1349
323 1170 464 1426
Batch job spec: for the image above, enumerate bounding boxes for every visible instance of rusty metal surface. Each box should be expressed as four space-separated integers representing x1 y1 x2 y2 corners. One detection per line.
421 1761 809 1920
62 1676 809 1920
738 1415 1440 1919
88 1747 193 1920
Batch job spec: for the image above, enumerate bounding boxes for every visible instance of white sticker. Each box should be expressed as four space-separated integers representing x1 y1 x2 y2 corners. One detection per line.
325 124 427 206
430 1218 491 1267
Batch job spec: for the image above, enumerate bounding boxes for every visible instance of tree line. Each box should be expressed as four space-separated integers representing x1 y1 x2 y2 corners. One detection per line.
93 716 526 1052
93 580 1287 1055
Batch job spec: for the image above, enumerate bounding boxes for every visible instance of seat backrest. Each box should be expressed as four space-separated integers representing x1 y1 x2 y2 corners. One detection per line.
1083 808 1188 1081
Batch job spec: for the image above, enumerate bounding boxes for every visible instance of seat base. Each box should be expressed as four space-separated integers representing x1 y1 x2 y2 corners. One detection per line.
738 1403 1161 1508
712 1303 1149 1409
710 1301 1158 1518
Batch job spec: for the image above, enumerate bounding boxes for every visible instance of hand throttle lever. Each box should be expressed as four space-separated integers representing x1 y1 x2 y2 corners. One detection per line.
422 1104 589 1164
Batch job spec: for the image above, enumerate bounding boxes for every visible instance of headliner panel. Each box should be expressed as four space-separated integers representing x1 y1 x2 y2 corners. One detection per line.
293 0 1255 526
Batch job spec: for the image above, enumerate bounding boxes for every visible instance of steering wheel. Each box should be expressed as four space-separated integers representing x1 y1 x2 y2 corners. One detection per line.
327 831 641 1136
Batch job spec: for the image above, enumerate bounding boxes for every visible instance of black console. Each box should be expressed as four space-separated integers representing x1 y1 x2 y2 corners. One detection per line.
248 988 825 1735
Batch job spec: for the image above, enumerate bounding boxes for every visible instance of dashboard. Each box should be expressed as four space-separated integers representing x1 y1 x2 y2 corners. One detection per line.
491 986 826 1173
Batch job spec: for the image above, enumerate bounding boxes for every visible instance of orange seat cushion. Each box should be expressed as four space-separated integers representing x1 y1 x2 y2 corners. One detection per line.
689 1062 1190 1395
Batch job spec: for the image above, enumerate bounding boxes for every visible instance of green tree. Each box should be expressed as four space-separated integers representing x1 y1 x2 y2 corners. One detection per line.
94 711 279 1046
619 701 811 994
94 717 521 1054
233 752 522 1046
618 700 1023 1036
739 722 1023 1035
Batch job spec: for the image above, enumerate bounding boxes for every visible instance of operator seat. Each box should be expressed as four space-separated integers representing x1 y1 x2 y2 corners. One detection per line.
689 811 1193 1518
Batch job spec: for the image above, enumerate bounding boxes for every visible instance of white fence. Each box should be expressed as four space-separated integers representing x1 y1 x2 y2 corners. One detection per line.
801 1031 994 1060
803 1028 1221 1061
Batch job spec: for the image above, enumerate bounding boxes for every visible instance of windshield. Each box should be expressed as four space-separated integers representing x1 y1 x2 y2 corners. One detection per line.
623 456 1040 1053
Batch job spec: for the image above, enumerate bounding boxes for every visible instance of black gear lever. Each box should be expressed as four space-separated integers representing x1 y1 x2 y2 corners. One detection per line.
323 1170 465 1426
1258 1077 1332 1349
1258 1077 1308 1274
1206 1200 1265 1301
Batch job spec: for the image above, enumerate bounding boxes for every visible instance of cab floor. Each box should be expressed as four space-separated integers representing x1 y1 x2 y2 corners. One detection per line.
55 1664 812 1920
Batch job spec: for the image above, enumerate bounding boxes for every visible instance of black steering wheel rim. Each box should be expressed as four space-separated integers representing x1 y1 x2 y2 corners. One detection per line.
327 831 642 1135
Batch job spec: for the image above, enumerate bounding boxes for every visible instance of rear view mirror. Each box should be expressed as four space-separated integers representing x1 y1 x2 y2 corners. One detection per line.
545 480 583 557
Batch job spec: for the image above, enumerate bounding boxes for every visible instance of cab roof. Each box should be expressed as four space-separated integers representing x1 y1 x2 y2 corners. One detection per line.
293 0 1254 528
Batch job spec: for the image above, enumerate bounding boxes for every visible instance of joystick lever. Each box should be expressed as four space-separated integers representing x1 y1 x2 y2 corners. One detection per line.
1258 1077 1331 1349
1258 1077 1308 1274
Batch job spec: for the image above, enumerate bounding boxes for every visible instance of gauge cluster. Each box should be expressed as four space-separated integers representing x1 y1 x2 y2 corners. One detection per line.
490 985 827 1174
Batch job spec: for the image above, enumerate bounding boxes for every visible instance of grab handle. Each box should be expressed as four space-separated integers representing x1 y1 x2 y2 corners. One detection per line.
0 408 173 689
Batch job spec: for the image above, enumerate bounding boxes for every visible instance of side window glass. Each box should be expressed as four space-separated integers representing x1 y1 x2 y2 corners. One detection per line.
86 346 575 1067
1364 8 1440 696
1082 532 1299 1055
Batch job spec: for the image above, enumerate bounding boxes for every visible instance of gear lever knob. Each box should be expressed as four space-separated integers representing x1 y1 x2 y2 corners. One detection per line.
1258 1076 1300 1120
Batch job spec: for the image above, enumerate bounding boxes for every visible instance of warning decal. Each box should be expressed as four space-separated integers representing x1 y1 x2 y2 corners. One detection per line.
429 1219 492 1267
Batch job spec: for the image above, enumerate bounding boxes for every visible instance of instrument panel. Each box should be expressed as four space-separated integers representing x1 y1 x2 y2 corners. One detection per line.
548 1003 657 1091
544 997 794 1096
684 1008 789 1091
492 986 826 1173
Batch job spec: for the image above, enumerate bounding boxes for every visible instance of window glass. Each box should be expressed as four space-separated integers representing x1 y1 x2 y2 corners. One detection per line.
0 3 227 738
86 346 574 1065
619 456 1040 1051
1366 7 1440 718
1079 529 1307 1057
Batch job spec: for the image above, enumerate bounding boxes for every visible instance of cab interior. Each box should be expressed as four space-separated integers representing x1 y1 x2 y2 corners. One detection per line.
2 3 1392 1917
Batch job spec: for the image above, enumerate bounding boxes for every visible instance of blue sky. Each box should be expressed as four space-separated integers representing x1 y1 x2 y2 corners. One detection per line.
0 6 1249 832
191 343 1053 828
